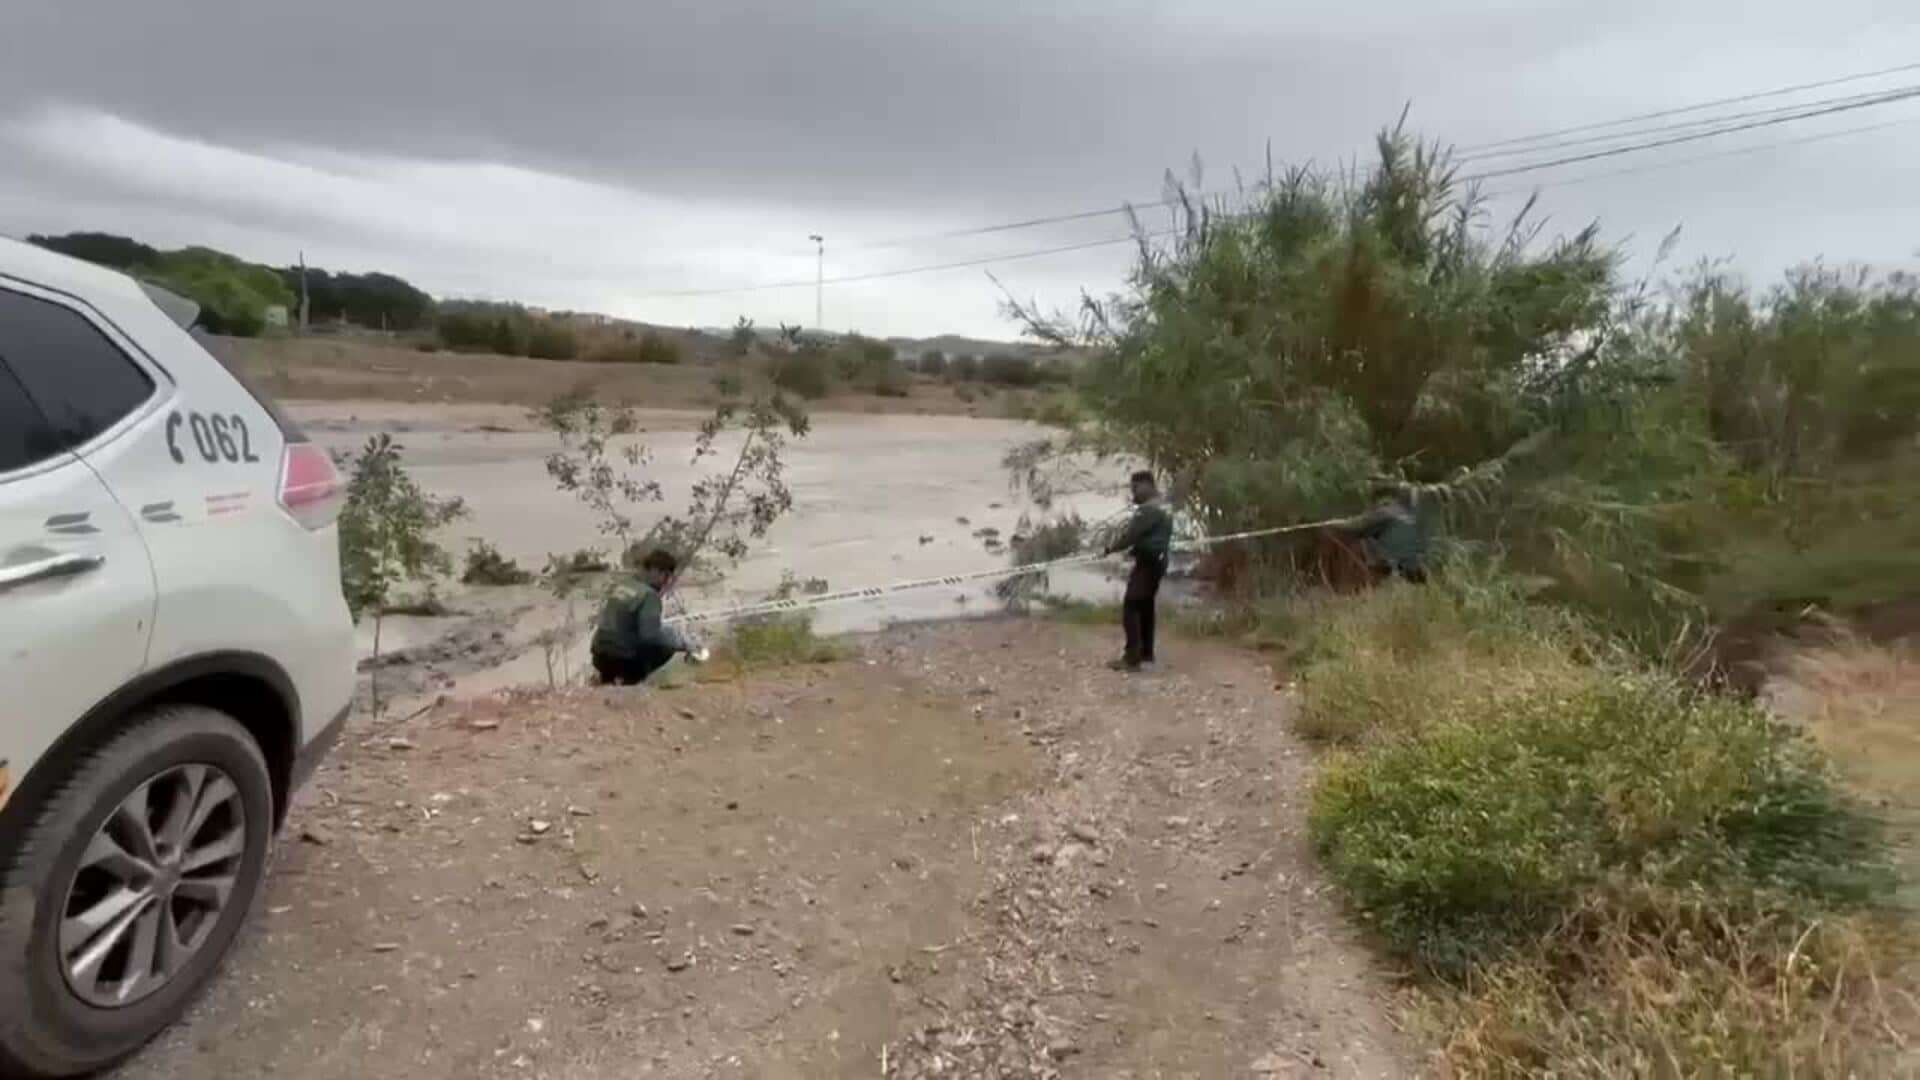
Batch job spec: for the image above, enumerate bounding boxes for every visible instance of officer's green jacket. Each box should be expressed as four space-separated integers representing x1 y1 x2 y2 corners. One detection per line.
591 577 687 659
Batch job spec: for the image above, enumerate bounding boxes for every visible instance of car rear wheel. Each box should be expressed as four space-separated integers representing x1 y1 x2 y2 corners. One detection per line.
0 705 273 1078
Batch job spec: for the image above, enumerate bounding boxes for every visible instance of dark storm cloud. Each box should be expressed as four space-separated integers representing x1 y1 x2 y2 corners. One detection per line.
2 1 1916 336
2 0 1708 213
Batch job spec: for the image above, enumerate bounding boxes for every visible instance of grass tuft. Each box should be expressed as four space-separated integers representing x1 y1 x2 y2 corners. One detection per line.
707 614 845 675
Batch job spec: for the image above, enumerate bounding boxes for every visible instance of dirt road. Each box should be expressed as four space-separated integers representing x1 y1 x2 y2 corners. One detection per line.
115 619 1408 1078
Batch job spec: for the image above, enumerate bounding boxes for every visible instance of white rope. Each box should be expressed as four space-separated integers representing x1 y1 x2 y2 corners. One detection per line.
665 515 1350 628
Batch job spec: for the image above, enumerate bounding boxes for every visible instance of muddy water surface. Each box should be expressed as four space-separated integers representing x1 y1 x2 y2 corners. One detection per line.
296 403 1130 694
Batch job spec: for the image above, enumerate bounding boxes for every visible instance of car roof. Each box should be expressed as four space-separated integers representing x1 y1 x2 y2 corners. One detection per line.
0 234 153 310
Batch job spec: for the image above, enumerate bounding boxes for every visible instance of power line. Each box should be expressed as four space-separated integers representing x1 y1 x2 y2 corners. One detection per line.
1454 84 1919 163
638 85 1920 300
637 231 1165 299
834 61 1920 254
1455 59 1920 153
841 204 1152 255
1479 113 1920 200
1460 85 1920 182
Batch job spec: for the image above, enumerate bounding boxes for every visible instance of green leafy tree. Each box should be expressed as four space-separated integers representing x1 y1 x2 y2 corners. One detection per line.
436 311 494 351
982 352 1041 387
1007 118 1920 647
638 331 683 365
283 268 434 331
536 387 810 680
527 323 579 360
771 325 833 398
335 434 468 716
1005 121 1613 532
28 232 160 269
647 395 812 565
490 316 523 356
540 391 809 570
540 398 664 549
138 247 297 337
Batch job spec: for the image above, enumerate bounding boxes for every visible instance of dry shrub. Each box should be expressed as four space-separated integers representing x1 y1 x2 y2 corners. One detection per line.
1425 888 1915 1078
461 539 534 585
1770 635 1920 821
1769 632 1920 1063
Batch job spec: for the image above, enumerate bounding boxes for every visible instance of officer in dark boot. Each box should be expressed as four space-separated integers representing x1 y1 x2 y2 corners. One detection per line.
1104 470 1173 672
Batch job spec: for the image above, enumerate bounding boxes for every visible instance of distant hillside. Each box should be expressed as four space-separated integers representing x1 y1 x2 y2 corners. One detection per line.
32 229 1050 359
28 231 431 337
688 329 1049 362
886 333 1034 359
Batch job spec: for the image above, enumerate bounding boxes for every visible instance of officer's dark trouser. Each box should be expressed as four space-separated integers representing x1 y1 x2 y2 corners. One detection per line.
1375 560 1427 585
1122 553 1168 666
592 645 676 686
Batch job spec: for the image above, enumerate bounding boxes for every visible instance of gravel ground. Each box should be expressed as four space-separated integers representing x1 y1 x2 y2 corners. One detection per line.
113 618 1412 1079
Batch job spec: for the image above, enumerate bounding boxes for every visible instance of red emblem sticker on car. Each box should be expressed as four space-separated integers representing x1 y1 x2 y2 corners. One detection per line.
206 491 252 518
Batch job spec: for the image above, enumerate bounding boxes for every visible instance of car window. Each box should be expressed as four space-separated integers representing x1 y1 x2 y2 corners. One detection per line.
0 287 156 453
0 360 66 474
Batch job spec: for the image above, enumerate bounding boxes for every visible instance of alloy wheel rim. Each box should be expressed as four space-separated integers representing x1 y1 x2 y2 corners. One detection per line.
57 764 247 1008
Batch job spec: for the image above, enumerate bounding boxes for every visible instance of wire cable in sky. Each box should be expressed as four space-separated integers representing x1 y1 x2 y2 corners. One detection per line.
1479 113 1920 201
1455 58 1920 153
835 61 1920 255
1459 85 1920 182
637 231 1171 298
1454 84 1920 163
639 87 1920 299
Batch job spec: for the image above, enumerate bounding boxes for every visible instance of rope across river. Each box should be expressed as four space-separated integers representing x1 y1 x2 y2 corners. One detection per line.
664 515 1353 629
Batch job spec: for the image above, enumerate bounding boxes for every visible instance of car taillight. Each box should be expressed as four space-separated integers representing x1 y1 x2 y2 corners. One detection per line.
279 442 344 530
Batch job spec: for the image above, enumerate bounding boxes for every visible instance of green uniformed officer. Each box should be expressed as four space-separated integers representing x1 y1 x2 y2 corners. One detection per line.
590 549 699 685
1334 481 1429 583
1104 470 1174 671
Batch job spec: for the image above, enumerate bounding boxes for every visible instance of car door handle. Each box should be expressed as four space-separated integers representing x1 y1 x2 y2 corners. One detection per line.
0 553 106 592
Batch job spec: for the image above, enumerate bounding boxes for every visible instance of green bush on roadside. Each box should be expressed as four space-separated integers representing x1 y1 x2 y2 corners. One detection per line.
713 613 843 670
526 324 579 361
1287 573 1898 1073
772 350 832 399
590 331 682 366
1314 664 1881 966
462 540 534 586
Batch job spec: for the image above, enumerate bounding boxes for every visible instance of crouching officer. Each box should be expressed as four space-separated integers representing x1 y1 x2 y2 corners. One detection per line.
591 548 703 685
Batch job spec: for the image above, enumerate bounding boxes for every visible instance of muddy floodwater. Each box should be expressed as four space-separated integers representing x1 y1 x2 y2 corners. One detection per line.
294 403 1131 690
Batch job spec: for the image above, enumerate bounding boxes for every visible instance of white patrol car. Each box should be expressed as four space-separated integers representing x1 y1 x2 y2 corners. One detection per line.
0 237 355 1076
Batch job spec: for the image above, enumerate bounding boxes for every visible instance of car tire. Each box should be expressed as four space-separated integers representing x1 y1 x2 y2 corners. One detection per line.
0 705 273 1078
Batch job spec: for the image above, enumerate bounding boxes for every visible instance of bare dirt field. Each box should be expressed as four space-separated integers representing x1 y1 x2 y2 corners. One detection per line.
219 336 1025 419
114 619 1411 1079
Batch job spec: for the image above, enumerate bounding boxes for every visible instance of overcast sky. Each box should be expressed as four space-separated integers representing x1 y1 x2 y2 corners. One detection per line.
3 1 1916 339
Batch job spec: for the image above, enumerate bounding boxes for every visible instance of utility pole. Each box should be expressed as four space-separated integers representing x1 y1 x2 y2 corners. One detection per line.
808 234 824 332
297 251 310 333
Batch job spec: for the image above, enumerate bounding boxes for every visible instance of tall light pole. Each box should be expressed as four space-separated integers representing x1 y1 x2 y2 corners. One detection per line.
808 234 824 332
